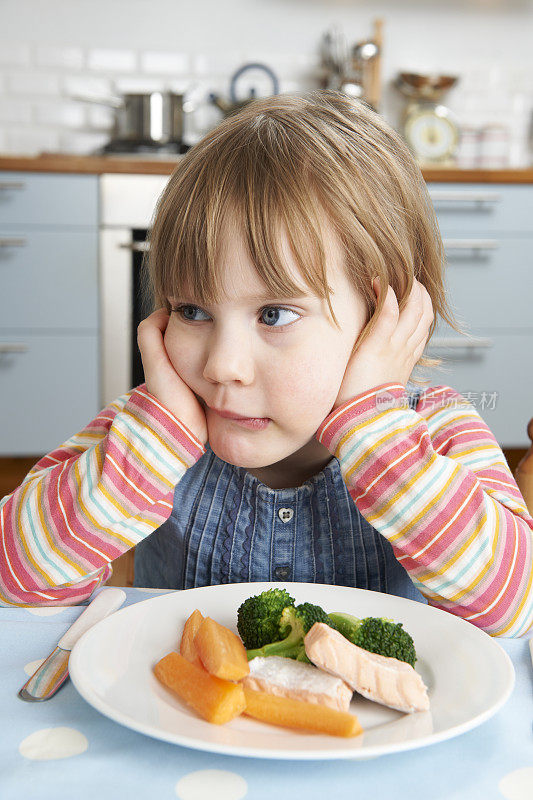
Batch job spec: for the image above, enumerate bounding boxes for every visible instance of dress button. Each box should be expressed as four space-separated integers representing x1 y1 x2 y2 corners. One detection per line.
278 507 294 523
274 565 291 580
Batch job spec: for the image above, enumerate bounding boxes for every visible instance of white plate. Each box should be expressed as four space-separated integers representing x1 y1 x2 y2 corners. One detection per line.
69 582 514 760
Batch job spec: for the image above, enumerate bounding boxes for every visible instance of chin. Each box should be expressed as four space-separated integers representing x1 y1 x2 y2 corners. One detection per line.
207 424 283 469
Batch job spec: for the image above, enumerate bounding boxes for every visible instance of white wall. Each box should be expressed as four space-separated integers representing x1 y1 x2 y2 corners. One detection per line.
1 0 532 164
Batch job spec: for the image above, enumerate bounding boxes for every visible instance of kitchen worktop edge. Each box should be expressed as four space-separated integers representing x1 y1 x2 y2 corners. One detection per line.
1 153 533 182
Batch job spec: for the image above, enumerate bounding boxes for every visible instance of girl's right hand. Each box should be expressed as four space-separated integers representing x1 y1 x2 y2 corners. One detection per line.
137 308 208 445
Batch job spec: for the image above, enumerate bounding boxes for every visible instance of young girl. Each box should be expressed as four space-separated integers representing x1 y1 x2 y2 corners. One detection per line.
1 91 532 638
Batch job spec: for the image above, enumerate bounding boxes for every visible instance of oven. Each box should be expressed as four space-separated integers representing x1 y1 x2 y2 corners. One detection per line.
99 173 172 407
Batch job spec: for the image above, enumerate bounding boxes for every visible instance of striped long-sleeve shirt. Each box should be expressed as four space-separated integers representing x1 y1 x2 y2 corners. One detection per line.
1 382 532 637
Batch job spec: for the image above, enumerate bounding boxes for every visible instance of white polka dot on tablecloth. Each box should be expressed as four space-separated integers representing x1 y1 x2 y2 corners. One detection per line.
499 767 533 800
26 607 67 616
19 727 88 761
175 769 247 800
23 659 45 676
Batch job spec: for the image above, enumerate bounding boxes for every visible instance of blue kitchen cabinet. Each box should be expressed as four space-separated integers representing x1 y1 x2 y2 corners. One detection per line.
421 183 533 447
0 172 98 227
0 172 99 456
0 332 99 454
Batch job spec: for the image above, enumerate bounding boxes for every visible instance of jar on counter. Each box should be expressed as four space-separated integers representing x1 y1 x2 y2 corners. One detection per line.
478 124 510 168
455 125 482 168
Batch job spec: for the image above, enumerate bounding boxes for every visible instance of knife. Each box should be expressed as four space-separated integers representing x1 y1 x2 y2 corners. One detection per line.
18 586 126 702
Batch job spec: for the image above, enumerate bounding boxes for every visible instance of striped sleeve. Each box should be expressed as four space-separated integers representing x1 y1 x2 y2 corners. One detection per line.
0 383 205 606
315 382 533 638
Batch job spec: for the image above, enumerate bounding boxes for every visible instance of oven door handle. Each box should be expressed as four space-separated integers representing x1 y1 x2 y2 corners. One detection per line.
118 241 150 252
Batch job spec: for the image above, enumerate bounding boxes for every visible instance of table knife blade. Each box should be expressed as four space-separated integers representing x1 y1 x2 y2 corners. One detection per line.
18 587 126 702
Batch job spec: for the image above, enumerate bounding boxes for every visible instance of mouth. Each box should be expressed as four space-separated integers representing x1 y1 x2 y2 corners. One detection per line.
207 405 271 429
206 405 267 421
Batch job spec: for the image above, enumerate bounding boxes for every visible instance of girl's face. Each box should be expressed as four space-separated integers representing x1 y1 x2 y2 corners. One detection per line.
164 217 368 473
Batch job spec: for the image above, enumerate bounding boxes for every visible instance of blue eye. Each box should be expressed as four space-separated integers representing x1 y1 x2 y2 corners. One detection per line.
172 304 210 322
260 306 300 327
171 304 300 329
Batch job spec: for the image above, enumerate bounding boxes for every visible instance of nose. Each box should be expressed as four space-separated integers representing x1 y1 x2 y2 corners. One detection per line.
202 324 255 385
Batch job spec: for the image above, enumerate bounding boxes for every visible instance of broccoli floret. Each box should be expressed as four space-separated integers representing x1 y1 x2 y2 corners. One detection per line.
246 602 336 662
237 588 295 649
327 611 362 643
328 612 416 668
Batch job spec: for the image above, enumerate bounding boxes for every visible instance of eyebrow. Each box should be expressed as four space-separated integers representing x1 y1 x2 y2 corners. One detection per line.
174 290 312 304
242 291 311 303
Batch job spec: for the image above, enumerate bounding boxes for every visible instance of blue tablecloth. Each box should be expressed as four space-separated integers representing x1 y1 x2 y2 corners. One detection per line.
2 587 532 800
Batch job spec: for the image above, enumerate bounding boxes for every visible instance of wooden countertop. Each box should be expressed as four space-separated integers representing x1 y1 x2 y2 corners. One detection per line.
1 152 533 182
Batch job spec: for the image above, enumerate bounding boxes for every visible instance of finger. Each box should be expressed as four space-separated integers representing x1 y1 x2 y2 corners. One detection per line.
422 283 435 325
406 293 434 355
412 335 428 363
137 311 173 374
141 307 171 333
137 309 170 347
409 284 434 338
373 280 399 333
395 280 426 340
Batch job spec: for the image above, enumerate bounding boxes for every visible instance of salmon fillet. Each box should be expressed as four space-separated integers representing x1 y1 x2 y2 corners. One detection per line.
241 655 353 712
304 623 429 714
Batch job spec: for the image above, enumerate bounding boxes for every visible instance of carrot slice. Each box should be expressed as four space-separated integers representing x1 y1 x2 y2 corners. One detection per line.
194 616 250 681
154 651 246 725
242 686 363 738
180 609 204 667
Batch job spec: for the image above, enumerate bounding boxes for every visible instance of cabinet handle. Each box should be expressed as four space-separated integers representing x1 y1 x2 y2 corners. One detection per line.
429 191 501 204
443 239 499 251
0 237 26 247
428 337 493 350
118 241 149 252
0 181 25 190
0 343 29 353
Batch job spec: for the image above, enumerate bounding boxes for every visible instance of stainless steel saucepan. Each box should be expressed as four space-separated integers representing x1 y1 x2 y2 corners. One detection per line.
71 89 198 145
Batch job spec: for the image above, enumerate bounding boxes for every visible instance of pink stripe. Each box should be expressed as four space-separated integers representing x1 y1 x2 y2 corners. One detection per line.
316 384 405 448
129 387 205 458
324 382 533 635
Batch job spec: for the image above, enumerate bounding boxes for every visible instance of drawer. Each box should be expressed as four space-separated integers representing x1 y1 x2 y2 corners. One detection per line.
0 229 98 330
428 183 533 235
437 237 533 330
0 332 99 455
100 173 169 227
419 331 532 447
0 172 98 227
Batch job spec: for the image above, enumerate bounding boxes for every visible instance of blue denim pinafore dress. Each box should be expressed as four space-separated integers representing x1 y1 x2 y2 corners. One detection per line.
134 384 426 603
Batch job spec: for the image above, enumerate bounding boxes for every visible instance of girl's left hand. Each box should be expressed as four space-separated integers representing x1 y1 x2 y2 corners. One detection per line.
332 277 434 411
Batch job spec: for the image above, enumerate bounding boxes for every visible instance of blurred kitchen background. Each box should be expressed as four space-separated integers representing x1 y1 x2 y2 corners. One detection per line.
2 0 533 584
0 0 532 164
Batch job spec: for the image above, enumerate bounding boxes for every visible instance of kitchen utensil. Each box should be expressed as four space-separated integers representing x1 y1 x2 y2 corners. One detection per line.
320 19 383 110
71 89 199 146
69 582 514 759
209 62 280 117
349 39 379 101
18 587 126 702
320 26 350 91
353 40 379 63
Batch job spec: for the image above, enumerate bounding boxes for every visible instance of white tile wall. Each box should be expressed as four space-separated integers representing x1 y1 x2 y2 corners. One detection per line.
35 47 84 70
0 1 532 164
7 72 61 96
140 52 190 75
87 50 137 73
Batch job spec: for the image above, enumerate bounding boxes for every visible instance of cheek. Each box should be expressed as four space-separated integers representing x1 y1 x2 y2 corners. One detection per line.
273 344 347 418
164 327 197 378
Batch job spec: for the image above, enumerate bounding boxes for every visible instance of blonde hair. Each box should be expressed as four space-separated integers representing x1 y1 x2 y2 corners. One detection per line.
144 90 466 383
